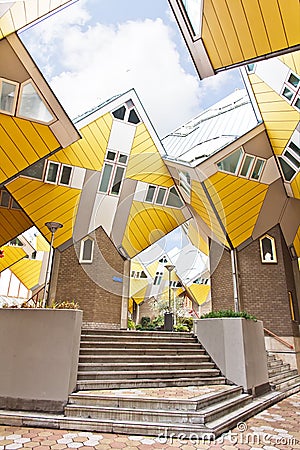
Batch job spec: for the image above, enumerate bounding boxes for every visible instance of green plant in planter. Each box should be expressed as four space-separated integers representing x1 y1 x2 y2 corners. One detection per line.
200 309 257 321
127 318 136 329
173 324 189 332
50 300 80 309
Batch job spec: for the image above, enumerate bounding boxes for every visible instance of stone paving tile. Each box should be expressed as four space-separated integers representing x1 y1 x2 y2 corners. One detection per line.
0 392 299 449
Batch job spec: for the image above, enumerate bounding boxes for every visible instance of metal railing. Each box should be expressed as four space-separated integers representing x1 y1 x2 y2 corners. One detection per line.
22 285 46 308
264 327 294 350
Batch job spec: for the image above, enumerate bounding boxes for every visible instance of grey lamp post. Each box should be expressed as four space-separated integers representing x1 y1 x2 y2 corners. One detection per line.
164 264 175 331
42 221 63 307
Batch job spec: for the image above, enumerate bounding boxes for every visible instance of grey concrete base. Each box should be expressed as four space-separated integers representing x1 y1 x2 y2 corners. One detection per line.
0 309 83 412
193 318 270 394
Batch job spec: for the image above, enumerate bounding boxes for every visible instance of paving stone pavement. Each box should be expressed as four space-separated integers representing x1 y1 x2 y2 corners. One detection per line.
0 392 299 449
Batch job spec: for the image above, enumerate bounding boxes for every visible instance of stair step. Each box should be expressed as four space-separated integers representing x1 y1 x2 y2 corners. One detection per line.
79 354 210 364
76 376 226 390
77 368 221 380
81 329 192 338
268 363 291 376
69 386 242 411
79 348 206 356
81 334 197 343
80 342 202 350
269 368 298 383
268 360 284 368
65 393 251 425
272 374 300 391
77 362 215 372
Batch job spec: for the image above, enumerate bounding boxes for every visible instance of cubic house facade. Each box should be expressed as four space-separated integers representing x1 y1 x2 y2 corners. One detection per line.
0 1 299 372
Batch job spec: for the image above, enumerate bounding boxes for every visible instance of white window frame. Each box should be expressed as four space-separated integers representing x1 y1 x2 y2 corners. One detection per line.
98 150 128 196
259 234 277 264
111 100 141 125
79 237 94 263
280 71 300 110
217 148 265 181
0 77 19 116
44 161 73 186
17 80 55 125
143 184 183 208
179 171 191 196
278 137 300 182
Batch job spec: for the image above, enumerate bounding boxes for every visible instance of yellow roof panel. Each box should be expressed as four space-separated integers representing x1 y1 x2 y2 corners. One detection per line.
0 245 26 273
0 208 32 247
291 173 300 200
187 283 210 305
0 114 61 185
50 112 113 170
122 201 186 258
6 178 81 248
293 226 300 258
201 0 299 71
35 234 50 252
10 258 42 290
127 123 173 188
205 172 268 248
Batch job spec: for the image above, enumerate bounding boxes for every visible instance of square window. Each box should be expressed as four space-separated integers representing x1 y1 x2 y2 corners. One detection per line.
107 151 116 161
45 162 59 183
217 148 244 175
0 79 18 114
156 187 167 205
287 73 300 89
145 185 156 203
282 86 294 102
294 97 300 111
59 165 72 185
118 154 128 164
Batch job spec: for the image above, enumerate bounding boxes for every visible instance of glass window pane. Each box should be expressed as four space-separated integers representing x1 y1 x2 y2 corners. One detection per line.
156 187 167 205
145 185 156 202
240 155 254 177
181 0 202 35
11 199 21 210
46 162 59 183
284 150 300 169
288 141 300 158
0 190 10 207
288 73 300 88
99 163 113 193
166 186 183 208
82 239 93 261
282 87 294 101
60 166 72 185
217 148 243 174
128 109 140 124
22 159 45 180
278 157 296 182
19 82 54 123
112 106 126 120
251 159 264 180
294 97 300 111
118 154 128 164
260 236 276 263
111 166 125 195
0 81 17 113
107 151 116 161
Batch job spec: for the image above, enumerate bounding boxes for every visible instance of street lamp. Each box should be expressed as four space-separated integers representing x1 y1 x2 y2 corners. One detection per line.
42 221 63 307
164 264 175 331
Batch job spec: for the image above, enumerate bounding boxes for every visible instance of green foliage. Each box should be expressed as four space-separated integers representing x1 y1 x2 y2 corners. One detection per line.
177 316 193 331
136 315 164 331
173 324 189 332
49 300 80 310
140 316 151 328
127 318 136 329
200 309 257 321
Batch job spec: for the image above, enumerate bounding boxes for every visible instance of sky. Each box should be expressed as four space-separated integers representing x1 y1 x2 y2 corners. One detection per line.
20 0 245 137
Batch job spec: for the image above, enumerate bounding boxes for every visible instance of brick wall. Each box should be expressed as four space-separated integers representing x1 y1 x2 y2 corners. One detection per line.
210 242 235 311
239 225 297 336
54 227 125 327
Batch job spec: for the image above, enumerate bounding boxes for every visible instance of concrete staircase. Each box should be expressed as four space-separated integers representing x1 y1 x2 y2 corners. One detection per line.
268 353 300 392
76 329 226 390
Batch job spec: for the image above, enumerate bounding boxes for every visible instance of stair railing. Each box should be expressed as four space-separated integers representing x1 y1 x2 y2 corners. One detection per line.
264 327 294 350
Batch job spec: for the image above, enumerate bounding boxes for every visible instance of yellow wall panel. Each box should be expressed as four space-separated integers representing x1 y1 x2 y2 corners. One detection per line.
188 283 210 305
277 0 300 48
240 0 271 56
11 258 42 290
188 222 209 255
202 16 222 68
122 202 186 258
258 0 288 52
293 226 300 258
0 209 32 247
279 50 300 75
203 0 233 67
51 113 112 170
0 246 26 273
6 178 81 248
291 173 300 200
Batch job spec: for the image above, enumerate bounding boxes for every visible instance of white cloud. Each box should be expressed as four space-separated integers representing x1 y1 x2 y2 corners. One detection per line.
21 3 203 136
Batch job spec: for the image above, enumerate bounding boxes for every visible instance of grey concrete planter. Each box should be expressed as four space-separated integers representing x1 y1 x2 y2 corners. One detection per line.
0 308 82 412
193 318 269 395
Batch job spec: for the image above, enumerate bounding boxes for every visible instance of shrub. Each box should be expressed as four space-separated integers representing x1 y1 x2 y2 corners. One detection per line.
173 324 189 332
127 318 136 329
200 309 257 321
